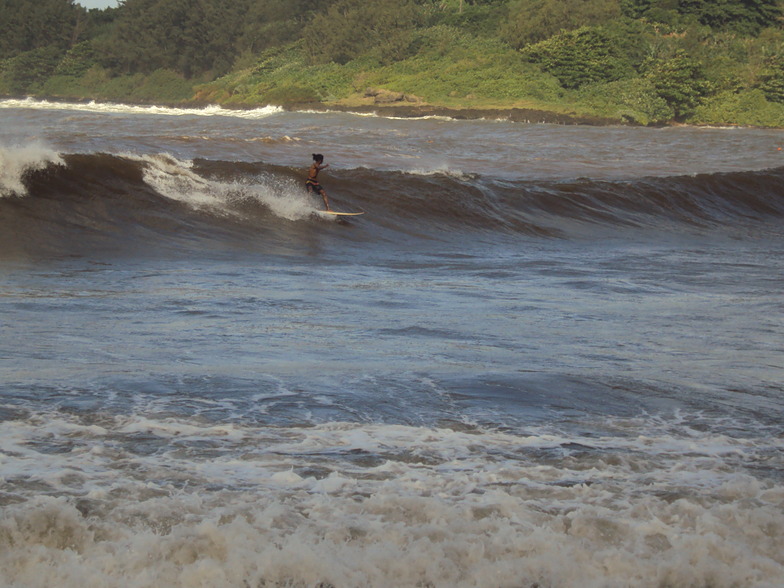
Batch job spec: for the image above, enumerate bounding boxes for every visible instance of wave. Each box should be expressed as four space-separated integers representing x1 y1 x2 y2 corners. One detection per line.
2 147 783 258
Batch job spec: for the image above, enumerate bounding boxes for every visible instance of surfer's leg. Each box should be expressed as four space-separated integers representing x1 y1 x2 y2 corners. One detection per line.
320 189 330 211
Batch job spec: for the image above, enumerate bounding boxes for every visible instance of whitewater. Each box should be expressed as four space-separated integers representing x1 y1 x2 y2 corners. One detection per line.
0 99 782 588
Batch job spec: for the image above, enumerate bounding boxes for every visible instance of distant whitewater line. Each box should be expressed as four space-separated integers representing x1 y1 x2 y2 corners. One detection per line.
2 97 462 123
1 97 460 126
3 97 762 130
0 97 284 119
0 97 603 125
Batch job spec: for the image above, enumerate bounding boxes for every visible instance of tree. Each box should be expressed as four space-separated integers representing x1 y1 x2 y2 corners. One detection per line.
237 0 329 56
621 0 653 18
53 40 96 76
99 0 252 77
1 46 63 92
503 0 622 48
0 0 86 59
620 0 685 22
430 0 507 37
757 54 784 102
678 0 782 36
521 26 634 88
302 0 422 65
644 49 712 118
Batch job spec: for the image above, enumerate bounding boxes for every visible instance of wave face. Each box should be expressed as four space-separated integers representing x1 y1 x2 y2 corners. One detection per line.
2 149 784 258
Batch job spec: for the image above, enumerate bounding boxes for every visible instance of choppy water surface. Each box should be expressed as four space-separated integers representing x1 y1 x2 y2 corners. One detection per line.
1 99 783 587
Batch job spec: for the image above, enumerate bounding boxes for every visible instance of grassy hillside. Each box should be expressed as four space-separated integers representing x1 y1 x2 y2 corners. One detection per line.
196 30 566 110
4 0 784 126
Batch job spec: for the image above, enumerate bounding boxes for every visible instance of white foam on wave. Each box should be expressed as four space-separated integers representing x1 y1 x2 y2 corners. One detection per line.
0 97 283 120
407 164 471 179
0 144 64 197
242 175 324 222
386 114 458 122
130 152 322 221
0 409 782 587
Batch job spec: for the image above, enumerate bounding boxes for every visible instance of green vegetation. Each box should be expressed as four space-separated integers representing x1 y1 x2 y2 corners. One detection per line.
3 0 784 126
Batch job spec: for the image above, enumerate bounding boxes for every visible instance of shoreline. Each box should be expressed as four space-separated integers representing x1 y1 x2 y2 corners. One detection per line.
283 101 629 126
2 93 632 126
2 93 760 128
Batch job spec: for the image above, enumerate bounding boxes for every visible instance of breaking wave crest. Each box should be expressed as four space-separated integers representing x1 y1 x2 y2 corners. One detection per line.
0 97 284 119
0 144 64 197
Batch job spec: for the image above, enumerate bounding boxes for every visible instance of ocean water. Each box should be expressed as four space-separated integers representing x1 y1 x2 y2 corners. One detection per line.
1 98 783 587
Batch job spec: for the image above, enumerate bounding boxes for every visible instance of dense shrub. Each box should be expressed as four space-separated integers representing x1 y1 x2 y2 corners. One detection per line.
756 54 784 103
0 46 63 93
692 88 784 126
576 77 672 124
521 26 634 89
643 49 712 119
53 41 96 77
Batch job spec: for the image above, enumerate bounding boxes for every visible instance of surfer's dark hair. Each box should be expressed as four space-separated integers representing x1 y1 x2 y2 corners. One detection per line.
312 153 324 163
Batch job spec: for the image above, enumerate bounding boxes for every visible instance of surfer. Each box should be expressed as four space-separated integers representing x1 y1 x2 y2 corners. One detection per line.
306 153 330 211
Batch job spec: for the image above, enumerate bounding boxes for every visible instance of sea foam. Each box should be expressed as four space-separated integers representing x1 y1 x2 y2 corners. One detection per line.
0 144 64 197
1 410 781 588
